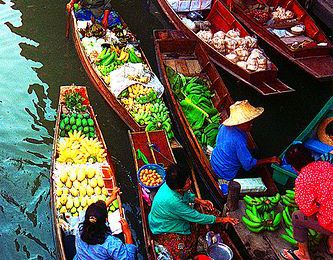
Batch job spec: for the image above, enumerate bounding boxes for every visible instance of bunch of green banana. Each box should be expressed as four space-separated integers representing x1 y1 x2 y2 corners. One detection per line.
134 111 151 126
280 226 297 246
242 205 282 233
282 206 293 227
243 193 281 213
183 79 212 99
128 48 142 63
145 102 174 139
281 189 298 208
202 114 221 147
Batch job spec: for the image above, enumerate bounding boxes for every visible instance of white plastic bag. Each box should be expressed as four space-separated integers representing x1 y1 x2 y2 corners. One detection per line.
168 0 212 12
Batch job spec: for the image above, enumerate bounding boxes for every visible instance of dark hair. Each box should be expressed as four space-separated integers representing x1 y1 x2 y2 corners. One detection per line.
285 144 314 171
165 164 190 190
80 200 110 245
326 121 333 136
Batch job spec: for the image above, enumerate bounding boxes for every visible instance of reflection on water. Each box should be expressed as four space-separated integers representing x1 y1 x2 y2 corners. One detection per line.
0 0 55 258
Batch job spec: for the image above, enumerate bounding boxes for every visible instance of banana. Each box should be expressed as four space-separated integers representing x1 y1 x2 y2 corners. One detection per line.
280 234 297 246
247 226 264 233
117 49 127 61
252 205 259 217
245 209 262 223
242 216 262 228
272 212 282 227
282 209 292 226
285 227 294 238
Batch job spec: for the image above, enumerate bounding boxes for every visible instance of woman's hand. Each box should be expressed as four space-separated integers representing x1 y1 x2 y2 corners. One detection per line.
105 187 121 207
216 217 239 225
196 199 215 211
110 187 120 200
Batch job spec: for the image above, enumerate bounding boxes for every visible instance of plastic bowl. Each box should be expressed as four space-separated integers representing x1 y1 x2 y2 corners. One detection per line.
137 164 166 189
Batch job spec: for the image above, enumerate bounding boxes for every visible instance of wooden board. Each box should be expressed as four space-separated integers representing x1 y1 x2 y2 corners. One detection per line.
228 201 333 260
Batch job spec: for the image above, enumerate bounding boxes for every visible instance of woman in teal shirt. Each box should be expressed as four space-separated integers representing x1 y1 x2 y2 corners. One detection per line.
148 164 238 259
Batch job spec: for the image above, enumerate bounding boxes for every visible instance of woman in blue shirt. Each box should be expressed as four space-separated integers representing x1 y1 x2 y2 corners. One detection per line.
210 100 280 181
74 189 137 260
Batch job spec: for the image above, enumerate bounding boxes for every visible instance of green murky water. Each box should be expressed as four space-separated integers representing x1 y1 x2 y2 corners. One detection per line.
0 0 331 259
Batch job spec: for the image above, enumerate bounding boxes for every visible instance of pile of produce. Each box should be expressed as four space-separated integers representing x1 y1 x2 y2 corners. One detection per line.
119 85 174 139
59 113 95 138
53 88 116 221
54 164 110 216
166 66 221 148
279 189 321 248
57 130 106 164
78 15 175 138
242 204 282 232
196 29 271 72
243 189 322 249
95 46 143 78
271 6 294 21
139 168 163 187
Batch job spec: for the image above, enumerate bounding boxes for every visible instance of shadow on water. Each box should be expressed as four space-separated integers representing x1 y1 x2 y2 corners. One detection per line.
0 0 56 259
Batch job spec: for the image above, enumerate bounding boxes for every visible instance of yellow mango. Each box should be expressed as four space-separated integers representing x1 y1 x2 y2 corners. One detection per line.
70 188 79 197
94 186 102 195
73 197 80 208
90 178 98 188
59 172 68 183
79 186 87 197
66 198 74 209
97 177 104 188
59 206 67 214
86 186 94 196
65 179 72 189
56 189 63 197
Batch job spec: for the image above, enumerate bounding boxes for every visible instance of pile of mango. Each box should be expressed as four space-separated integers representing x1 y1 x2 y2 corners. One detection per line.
55 165 109 217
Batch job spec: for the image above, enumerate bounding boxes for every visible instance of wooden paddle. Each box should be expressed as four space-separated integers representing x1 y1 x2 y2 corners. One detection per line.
190 167 210 231
66 9 71 38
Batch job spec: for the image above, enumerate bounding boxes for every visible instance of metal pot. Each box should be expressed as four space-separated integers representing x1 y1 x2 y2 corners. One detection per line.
207 243 233 260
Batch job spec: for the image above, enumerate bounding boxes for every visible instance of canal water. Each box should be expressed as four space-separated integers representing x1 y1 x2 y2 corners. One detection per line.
0 0 331 259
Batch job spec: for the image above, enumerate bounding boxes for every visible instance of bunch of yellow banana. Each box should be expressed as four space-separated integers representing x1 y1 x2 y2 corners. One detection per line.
57 130 106 164
116 48 129 62
128 84 150 99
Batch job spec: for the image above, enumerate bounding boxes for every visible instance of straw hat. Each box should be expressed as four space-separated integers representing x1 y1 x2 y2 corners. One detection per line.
317 117 333 146
223 100 264 126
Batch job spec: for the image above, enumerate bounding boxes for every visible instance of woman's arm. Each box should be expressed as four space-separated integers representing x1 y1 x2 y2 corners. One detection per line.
105 187 120 208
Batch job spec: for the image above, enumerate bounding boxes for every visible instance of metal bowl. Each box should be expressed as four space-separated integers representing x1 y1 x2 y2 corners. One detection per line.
207 243 233 260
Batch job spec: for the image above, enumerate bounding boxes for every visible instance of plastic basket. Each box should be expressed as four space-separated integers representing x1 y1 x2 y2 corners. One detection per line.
137 164 166 189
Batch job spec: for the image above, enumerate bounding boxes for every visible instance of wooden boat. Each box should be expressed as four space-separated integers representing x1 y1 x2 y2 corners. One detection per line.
272 96 333 185
128 130 243 259
50 86 123 259
156 0 294 95
69 10 149 131
153 29 278 208
222 0 333 80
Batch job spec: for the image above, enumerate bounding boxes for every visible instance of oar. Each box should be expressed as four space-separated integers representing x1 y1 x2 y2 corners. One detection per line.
190 167 210 231
65 9 71 38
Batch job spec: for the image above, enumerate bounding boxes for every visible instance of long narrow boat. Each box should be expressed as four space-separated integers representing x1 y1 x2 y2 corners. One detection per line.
128 130 243 259
272 96 333 185
156 0 294 95
154 30 278 207
50 86 123 259
222 0 333 80
69 9 177 142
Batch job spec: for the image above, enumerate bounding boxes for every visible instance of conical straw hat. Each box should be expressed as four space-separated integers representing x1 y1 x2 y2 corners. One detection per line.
223 100 264 126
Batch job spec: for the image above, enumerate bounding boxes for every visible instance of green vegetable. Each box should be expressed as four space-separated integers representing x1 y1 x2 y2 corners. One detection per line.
82 118 88 127
83 126 89 133
64 117 70 125
60 120 65 130
70 116 76 125
87 118 94 126
76 118 82 126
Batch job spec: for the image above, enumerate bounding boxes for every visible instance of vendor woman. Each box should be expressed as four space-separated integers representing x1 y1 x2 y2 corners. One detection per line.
280 144 333 260
210 100 280 181
148 164 238 259
66 0 120 28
